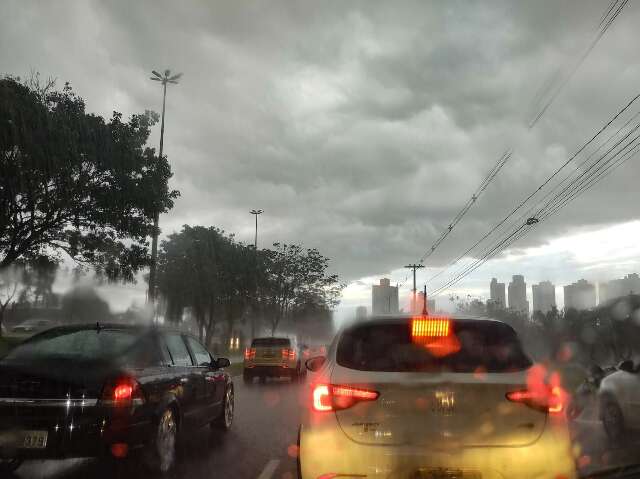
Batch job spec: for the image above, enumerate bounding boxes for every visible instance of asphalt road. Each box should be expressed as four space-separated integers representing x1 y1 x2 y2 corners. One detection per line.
9 377 640 479
12 376 305 479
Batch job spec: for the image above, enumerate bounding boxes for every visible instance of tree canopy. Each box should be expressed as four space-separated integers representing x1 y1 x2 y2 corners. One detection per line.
0 76 179 281
157 226 343 346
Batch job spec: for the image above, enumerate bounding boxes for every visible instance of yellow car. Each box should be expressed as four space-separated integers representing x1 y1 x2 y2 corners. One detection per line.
243 337 306 384
299 316 576 479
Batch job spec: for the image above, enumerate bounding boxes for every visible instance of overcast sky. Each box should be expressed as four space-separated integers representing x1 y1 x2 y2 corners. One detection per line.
3 0 640 317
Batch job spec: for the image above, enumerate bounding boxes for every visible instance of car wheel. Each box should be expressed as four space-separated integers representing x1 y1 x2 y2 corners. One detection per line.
213 385 234 431
0 458 23 474
602 399 625 443
153 408 178 473
243 371 253 385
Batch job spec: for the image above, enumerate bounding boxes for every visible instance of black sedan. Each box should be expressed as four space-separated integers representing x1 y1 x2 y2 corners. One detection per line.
0 323 234 474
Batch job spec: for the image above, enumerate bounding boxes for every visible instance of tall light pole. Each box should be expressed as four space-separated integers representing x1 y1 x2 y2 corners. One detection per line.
147 69 182 305
250 209 263 249
249 209 263 339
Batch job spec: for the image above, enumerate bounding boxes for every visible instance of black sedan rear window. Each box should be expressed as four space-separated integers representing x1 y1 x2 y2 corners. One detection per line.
5 329 142 362
337 320 532 373
251 338 290 347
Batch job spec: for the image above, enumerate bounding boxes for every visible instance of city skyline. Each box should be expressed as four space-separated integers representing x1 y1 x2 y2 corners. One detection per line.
348 270 640 321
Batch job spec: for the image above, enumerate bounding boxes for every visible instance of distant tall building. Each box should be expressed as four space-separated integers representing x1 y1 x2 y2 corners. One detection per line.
427 299 436 313
372 278 399 315
532 281 556 314
564 279 596 310
355 306 368 320
490 278 506 308
599 273 640 304
508 275 529 313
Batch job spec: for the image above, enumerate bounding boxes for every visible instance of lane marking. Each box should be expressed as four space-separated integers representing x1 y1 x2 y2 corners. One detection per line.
257 459 280 479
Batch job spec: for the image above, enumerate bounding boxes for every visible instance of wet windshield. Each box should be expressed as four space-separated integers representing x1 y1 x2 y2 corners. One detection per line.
1 1 640 478
5 329 139 362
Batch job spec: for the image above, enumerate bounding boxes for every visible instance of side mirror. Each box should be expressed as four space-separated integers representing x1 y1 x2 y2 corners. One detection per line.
305 356 326 372
618 360 634 373
216 357 231 369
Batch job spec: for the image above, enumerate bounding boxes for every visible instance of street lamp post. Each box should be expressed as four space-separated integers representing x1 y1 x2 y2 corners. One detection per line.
147 69 182 307
249 209 264 249
249 209 263 339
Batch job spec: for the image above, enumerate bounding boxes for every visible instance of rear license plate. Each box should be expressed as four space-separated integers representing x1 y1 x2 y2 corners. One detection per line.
412 469 481 479
21 431 48 449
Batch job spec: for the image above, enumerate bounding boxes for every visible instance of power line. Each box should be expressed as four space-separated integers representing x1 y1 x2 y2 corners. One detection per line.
427 94 640 296
396 1 631 291
528 0 630 128
429 127 640 297
418 150 512 264
398 150 512 289
426 94 640 287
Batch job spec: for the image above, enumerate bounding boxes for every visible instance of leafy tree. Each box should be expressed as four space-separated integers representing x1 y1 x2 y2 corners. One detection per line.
157 229 344 345
60 286 111 324
17 256 59 307
157 226 254 347
261 243 343 336
0 76 179 281
0 264 24 336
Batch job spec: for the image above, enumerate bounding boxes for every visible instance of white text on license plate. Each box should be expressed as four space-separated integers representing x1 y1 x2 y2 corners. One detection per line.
22 431 48 449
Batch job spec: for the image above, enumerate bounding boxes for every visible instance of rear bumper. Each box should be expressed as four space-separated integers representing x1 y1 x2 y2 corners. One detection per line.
0 403 153 460
299 418 576 479
244 364 295 377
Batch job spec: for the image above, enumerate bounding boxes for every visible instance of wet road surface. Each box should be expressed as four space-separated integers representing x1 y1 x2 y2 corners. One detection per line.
9 377 640 479
13 377 304 479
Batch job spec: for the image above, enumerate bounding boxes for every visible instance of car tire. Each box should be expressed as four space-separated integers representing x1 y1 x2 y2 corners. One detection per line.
213 385 234 431
602 398 625 444
0 458 23 474
290 368 299 382
146 407 178 474
243 371 253 385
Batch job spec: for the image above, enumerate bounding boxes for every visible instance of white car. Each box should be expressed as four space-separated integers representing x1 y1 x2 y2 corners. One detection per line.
299 316 576 479
598 359 640 442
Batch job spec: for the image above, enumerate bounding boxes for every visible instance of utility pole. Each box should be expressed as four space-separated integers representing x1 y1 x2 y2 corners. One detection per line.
422 284 429 315
148 69 182 310
404 264 424 314
249 209 264 339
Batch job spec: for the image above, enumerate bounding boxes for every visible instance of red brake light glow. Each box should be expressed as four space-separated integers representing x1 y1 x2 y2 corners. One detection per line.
411 317 460 357
244 348 256 360
313 384 332 411
282 348 296 360
101 377 144 407
113 384 133 401
506 385 564 414
312 384 379 412
411 317 450 337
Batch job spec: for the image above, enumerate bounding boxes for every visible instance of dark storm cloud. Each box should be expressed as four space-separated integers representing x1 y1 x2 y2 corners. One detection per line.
2 0 639 283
